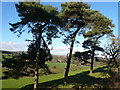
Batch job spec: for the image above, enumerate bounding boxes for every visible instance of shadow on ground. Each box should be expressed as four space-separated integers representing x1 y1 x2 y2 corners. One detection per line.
21 66 108 89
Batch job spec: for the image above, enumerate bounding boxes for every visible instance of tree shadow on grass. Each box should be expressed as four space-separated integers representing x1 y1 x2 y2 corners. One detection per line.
93 66 108 73
21 66 108 89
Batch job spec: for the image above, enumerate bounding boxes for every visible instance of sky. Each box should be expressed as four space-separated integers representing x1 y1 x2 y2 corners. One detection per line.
1 1 119 56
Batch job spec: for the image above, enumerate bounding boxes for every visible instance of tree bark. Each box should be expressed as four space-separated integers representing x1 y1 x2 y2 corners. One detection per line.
90 49 95 74
113 57 119 72
34 31 42 90
89 36 102 74
64 27 80 84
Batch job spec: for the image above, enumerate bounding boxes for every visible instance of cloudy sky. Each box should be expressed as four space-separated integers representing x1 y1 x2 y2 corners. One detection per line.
0 41 29 51
1 1 118 55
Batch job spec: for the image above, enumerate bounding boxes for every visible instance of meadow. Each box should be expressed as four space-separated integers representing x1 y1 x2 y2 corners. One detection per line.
1 1 120 89
1 62 109 89
1 51 116 89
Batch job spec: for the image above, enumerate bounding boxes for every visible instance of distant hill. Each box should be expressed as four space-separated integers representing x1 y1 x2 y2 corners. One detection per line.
0 50 107 63
52 55 67 63
0 50 24 54
0 50 14 54
0 50 67 62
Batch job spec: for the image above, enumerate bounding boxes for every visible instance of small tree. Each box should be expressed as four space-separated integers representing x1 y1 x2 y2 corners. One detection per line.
2 39 52 79
72 50 91 65
82 39 104 74
104 38 120 72
2 52 28 79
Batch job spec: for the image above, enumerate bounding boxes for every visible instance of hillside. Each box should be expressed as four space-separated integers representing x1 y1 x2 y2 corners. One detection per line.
52 55 67 63
0 50 67 62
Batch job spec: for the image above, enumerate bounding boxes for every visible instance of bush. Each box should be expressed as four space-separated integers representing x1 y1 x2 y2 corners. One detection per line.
105 72 120 88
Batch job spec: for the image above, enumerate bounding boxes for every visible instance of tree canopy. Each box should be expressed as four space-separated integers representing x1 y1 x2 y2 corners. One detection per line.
9 2 61 43
6 1 117 88
58 2 115 81
9 2 61 89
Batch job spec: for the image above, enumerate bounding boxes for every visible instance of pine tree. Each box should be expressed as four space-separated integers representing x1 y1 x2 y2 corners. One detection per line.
82 9 115 74
9 2 60 89
59 2 114 83
2 40 52 79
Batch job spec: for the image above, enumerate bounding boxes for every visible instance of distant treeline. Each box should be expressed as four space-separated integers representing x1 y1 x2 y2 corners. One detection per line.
0 50 24 54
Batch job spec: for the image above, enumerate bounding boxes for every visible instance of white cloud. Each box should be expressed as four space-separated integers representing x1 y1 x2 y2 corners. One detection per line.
0 41 86 55
0 41 29 51
51 46 86 55
51 46 69 55
73 47 86 53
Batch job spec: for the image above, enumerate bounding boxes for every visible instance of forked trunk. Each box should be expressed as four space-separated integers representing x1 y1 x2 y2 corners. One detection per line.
64 27 80 84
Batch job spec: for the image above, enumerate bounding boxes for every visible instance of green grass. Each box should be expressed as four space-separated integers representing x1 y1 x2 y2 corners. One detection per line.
0 69 7 78
1 64 108 89
0 62 82 77
47 62 84 74
0 68 2 77
1 62 87 77
0 53 12 61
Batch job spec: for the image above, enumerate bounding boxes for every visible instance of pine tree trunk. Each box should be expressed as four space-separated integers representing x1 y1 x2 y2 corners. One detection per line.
113 57 119 72
34 61 39 90
64 38 75 84
34 31 42 90
118 66 120 73
90 49 95 74
64 27 80 84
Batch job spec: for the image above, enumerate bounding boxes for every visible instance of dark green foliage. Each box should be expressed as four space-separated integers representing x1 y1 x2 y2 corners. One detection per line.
82 40 104 51
82 8 115 40
81 9 114 74
82 39 104 74
9 2 61 89
59 2 114 45
72 50 91 64
2 44 52 79
9 2 61 43
27 40 52 68
59 2 91 44
82 18 114 74
60 2 114 76
82 2 115 47
59 2 90 28
83 10 114 38
0 50 13 54
59 1 114 47
2 52 28 79
2 34 53 79
58 1 114 82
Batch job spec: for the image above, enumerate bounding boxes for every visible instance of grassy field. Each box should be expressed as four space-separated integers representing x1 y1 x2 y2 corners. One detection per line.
0 62 85 78
0 53 13 62
1 52 109 89
47 62 86 74
1 63 109 89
